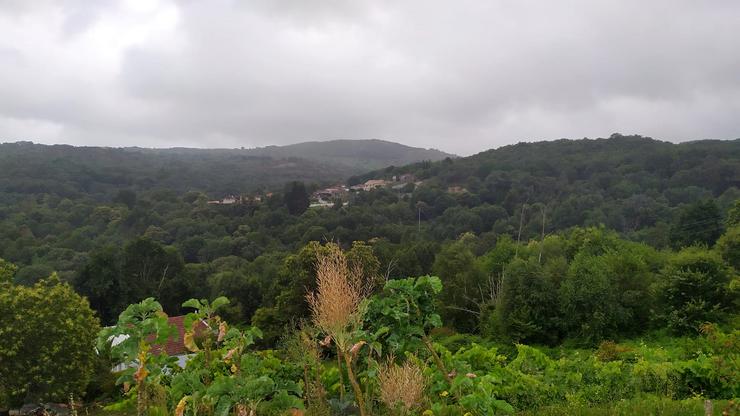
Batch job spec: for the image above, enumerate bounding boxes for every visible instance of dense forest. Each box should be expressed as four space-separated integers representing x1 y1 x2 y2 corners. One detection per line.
0 140 450 200
1 134 739 414
248 139 453 172
1 135 737 291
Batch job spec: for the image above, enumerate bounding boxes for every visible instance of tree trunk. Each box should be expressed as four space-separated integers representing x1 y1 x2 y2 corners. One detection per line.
336 349 345 401
422 335 451 384
342 352 367 416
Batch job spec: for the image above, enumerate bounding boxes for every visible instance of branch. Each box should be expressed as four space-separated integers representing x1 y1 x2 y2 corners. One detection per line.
444 305 481 316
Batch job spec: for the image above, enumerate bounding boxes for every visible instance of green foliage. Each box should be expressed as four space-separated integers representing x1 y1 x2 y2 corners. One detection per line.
97 297 179 405
559 253 622 344
98 297 303 416
676 324 740 398
518 396 739 416
91 282 740 415
3 136 740 413
0 258 17 283
727 200 740 228
1 140 435 199
253 241 383 346
170 343 303 416
1 136 738 343
716 225 740 270
669 199 725 249
496 258 559 344
0 273 100 407
284 181 310 216
432 237 486 332
75 238 185 325
365 275 444 355
429 328 739 412
658 247 734 333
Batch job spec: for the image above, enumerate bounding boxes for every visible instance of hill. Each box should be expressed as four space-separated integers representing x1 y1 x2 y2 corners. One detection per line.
351 134 739 218
0 140 450 199
352 134 740 191
248 139 453 171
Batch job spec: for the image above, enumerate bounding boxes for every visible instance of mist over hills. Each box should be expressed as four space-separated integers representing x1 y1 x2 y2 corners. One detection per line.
248 139 454 171
0 139 452 198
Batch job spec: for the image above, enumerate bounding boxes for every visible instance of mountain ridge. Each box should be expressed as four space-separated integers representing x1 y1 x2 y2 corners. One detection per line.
0 139 453 198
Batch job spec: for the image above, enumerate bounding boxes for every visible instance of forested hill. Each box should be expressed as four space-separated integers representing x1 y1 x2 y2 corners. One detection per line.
248 139 453 171
1 132 739 338
352 134 739 193
0 139 450 199
350 134 740 232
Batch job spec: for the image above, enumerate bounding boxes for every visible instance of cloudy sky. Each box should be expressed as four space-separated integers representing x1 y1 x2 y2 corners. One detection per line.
0 0 739 155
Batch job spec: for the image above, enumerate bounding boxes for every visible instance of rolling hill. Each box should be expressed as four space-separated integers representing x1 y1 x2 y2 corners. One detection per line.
248 139 453 171
0 140 452 199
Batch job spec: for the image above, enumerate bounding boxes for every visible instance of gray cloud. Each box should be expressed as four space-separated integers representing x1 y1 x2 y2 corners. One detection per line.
0 0 738 155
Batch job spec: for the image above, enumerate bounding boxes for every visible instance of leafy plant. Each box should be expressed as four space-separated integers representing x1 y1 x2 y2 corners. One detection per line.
98 298 177 416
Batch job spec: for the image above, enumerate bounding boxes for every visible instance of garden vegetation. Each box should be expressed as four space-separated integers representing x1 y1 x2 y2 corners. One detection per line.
1 135 739 414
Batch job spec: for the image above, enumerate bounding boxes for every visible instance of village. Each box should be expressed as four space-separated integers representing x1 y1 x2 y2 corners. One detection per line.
205 173 468 208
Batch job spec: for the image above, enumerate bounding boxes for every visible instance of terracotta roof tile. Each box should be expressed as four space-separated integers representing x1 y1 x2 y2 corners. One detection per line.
150 315 209 357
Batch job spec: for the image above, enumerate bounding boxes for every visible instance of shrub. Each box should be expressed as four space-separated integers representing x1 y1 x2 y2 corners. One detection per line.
658 248 734 333
0 273 100 407
559 254 623 344
595 341 635 362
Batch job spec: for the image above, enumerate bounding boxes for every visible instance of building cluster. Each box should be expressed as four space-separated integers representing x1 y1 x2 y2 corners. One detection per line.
207 174 430 209
207 193 273 205
348 173 418 192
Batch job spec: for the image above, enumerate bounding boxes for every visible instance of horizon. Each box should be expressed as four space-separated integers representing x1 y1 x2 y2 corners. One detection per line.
2 134 739 158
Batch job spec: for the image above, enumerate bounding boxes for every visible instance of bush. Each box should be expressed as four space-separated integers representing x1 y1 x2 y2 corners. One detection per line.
0 274 100 407
658 248 734 333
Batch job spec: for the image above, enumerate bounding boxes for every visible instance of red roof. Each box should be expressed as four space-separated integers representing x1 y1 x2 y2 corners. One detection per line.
150 315 209 356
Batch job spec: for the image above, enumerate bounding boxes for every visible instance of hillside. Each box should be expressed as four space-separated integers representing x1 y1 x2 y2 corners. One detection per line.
352 134 740 191
248 139 453 171
2 133 738 285
0 139 449 199
350 134 740 237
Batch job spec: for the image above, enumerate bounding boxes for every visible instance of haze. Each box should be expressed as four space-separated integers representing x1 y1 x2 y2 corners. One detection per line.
1 0 739 155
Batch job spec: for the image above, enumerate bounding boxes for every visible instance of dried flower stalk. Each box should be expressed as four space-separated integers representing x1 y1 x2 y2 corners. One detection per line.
377 359 427 415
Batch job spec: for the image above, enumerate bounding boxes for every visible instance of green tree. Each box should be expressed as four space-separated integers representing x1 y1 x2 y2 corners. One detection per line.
559 253 623 344
658 247 734 333
0 258 17 283
716 226 740 270
726 199 740 227
113 189 137 209
253 241 382 345
601 242 660 335
75 245 123 325
252 242 330 344
432 236 486 332
284 181 310 215
478 234 517 278
496 258 559 344
0 273 100 407
121 237 185 315
669 200 724 249
207 270 262 324
76 238 186 324
346 240 382 286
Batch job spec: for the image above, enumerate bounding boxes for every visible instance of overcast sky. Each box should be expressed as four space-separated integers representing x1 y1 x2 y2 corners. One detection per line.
1 0 739 155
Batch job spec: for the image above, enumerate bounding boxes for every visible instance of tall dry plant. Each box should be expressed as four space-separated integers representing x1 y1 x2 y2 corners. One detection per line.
307 247 368 342
377 359 427 415
306 245 372 416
